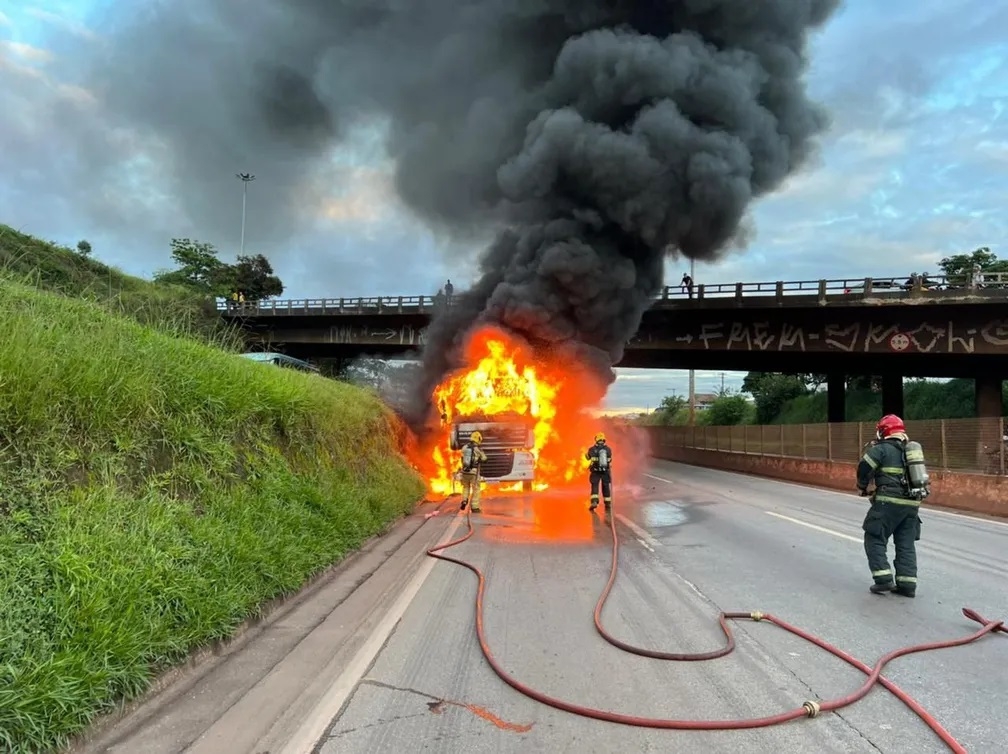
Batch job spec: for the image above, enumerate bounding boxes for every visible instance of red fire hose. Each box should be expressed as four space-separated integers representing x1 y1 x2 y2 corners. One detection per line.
426 502 1006 752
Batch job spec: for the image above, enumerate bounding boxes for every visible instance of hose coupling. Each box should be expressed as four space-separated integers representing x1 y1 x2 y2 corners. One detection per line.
750 611 765 621
803 700 821 718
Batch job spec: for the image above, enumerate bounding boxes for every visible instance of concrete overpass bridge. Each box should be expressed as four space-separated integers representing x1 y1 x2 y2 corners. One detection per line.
220 273 1008 422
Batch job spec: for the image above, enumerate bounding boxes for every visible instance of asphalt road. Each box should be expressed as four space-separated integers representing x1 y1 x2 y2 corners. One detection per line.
315 461 1008 754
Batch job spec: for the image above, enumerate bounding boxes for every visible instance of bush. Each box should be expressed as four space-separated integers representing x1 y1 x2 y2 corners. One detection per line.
0 281 425 753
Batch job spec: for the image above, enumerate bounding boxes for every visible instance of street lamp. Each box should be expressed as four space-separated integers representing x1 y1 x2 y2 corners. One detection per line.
688 257 697 426
236 172 256 256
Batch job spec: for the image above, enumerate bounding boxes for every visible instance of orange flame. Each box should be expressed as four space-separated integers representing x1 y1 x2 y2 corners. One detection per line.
411 325 610 496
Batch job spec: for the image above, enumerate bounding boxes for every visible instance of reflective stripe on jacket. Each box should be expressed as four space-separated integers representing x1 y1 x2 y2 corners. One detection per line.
857 437 918 506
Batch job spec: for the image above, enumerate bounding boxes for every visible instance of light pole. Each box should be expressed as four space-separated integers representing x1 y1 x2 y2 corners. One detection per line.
237 172 255 256
688 257 697 426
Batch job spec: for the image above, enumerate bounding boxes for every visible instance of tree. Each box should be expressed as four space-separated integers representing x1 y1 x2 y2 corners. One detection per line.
153 239 285 300
741 372 812 424
224 253 284 301
650 394 687 425
705 393 752 425
76 240 92 257
937 247 1008 283
154 238 227 292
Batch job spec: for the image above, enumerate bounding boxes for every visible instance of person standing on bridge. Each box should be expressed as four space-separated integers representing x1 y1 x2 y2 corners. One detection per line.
586 433 613 512
857 414 926 598
445 279 454 306
459 431 487 513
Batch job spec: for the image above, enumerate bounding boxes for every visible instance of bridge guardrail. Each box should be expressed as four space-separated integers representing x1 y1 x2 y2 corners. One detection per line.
646 417 1006 476
217 272 1008 316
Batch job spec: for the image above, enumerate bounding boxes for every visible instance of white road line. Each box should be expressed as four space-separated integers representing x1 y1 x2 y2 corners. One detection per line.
636 537 655 553
643 472 673 484
279 513 464 754
615 513 661 549
645 470 1008 530
765 511 862 543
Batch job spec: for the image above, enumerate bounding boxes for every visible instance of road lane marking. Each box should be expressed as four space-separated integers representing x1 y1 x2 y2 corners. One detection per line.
645 470 1008 531
636 537 655 552
615 513 661 549
643 472 673 484
280 513 464 754
765 511 861 543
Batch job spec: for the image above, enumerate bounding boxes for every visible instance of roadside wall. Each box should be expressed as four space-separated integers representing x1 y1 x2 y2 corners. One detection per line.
645 424 1007 519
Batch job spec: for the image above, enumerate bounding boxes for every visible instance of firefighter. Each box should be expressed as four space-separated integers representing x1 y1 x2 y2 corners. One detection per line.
857 414 925 598
586 432 613 512
459 430 487 513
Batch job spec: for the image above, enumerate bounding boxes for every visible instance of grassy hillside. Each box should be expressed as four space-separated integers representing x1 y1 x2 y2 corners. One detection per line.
0 279 425 753
0 223 232 344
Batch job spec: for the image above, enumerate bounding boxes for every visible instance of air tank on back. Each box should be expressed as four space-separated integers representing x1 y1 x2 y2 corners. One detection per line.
904 440 930 498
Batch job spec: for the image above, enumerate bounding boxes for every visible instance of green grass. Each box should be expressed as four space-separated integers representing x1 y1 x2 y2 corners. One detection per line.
0 224 234 345
0 280 425 753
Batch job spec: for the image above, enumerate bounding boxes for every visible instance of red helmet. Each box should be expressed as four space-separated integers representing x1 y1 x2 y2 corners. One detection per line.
876 414 905 439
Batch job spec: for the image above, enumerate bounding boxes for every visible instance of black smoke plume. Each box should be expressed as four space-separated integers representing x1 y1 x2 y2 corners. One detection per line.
85 0 841 429
388 0 843 430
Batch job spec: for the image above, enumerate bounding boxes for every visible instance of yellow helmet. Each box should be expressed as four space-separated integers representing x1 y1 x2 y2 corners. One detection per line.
470 431 483 444
594 432 606 443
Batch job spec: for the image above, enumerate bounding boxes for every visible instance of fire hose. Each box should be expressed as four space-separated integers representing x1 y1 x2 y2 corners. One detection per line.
425 502 1006 752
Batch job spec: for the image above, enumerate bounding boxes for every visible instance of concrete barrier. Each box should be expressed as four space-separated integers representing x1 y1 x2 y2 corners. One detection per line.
651 444 1008 519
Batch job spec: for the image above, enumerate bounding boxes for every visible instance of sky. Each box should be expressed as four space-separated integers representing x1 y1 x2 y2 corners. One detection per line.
1 1 1006 413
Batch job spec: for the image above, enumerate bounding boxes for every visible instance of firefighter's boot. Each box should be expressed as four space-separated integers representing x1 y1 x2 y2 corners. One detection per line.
869 581 895 595
460 498 468 511
589 498 598 512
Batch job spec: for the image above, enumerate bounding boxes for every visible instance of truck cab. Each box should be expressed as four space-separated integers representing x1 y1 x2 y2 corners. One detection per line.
448 413 535 492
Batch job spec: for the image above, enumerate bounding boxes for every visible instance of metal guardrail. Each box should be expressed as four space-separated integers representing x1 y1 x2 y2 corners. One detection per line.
217 272 1008 316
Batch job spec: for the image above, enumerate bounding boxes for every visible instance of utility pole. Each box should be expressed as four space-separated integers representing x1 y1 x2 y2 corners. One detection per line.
236 172 255 256
720 371 726 394
688 257 696 426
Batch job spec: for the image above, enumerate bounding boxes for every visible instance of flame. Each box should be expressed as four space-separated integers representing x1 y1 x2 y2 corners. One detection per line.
411 325 607 496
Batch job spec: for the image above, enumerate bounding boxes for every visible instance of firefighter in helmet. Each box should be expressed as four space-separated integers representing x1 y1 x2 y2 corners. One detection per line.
586 432 613 512
857 414 925 597
459 430 487 512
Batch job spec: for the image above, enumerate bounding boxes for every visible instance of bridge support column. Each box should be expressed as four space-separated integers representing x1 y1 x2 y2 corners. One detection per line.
880 374 904 417
974 377 1004 472
826 373 845 423
974 376 1004 418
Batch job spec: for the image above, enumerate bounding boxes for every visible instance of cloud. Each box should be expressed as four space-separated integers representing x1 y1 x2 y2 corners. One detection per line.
25 7 97 40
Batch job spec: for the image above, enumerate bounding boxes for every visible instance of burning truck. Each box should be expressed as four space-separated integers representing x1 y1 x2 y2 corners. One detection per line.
446 411 536 492
414 325 605 497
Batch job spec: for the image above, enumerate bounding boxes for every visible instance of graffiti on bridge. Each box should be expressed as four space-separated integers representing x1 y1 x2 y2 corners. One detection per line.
326 324 428 346
277 318 1008 354
633 319 1008 354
